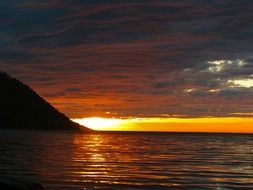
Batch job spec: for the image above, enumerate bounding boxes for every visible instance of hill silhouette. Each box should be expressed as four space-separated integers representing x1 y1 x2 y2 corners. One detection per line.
0 71 90 131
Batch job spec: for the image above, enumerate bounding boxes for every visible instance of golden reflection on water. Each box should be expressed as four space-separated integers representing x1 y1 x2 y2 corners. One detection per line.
71 133 157 186
71 133 253 188
74 134 105 162
72 134 108 180
1 131 253 189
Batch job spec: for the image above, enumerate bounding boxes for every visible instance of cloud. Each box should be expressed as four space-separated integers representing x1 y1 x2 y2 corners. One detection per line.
1 0 253 117
65 87 82 92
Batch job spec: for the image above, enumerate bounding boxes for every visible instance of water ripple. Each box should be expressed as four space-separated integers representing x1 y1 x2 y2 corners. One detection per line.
0 131 253 189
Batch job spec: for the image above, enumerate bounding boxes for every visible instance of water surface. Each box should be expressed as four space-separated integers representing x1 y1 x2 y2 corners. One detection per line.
0 130 253 189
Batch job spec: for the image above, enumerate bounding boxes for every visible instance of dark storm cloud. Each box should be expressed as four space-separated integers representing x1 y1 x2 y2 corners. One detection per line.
1 0 253 117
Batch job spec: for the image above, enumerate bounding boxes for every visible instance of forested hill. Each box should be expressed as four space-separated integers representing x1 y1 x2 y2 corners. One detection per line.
0 71 90 131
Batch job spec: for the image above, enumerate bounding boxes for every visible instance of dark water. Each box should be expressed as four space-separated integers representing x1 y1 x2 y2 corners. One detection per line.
0 130 253 189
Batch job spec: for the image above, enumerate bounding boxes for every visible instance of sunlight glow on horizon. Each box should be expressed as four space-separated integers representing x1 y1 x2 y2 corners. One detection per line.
72 117 253 133
72 117 125 131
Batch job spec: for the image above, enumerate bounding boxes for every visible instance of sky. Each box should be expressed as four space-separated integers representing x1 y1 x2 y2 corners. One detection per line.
1 1 253 131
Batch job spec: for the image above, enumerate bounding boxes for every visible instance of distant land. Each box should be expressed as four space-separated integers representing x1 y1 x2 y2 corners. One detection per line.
0 71 90 131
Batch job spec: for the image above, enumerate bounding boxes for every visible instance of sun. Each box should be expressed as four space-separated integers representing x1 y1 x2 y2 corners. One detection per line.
72 117 123 130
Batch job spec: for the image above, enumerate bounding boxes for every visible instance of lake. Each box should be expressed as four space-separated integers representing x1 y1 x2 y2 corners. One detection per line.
0 130 253 189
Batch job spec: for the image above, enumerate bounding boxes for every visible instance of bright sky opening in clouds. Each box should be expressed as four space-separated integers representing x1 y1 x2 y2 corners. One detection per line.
228 79 253 88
